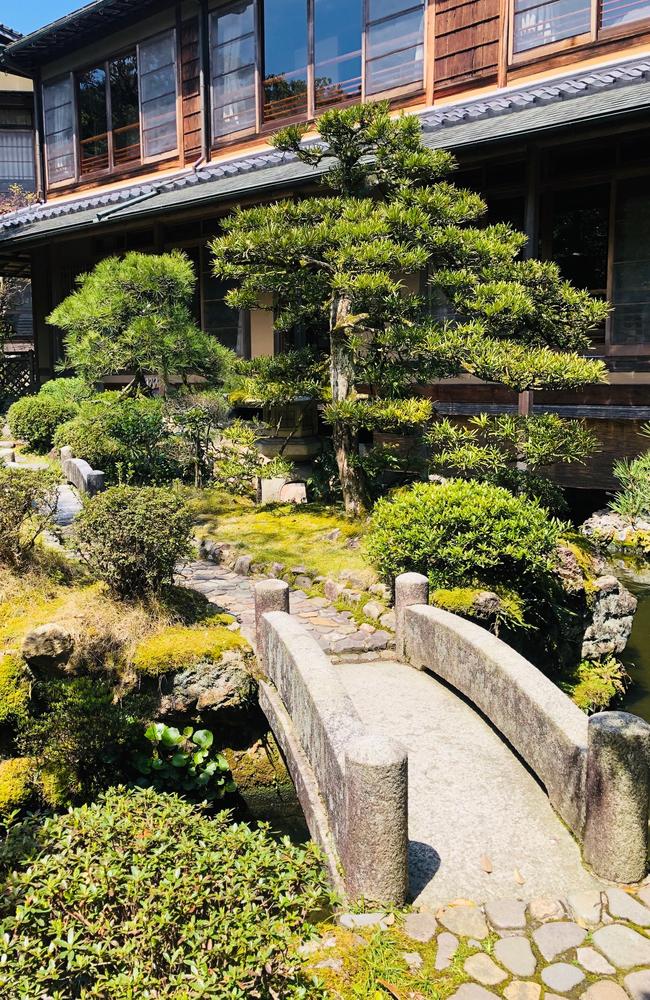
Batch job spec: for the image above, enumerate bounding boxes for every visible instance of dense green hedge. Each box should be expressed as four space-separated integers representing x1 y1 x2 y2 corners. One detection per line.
0 786 329 999
8 395 79 453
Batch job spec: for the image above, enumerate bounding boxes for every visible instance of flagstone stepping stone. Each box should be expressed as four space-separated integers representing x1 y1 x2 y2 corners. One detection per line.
579 983 628 1000
605 889 650 927
591 925 650 969
567 891 603 926
504 983 540 1000
576 946 615 975
485 899 527 930
637 885 650 908
337 912 391 930
403 951 424 971
451 985 497 1000
439 904 488 939
624 970 650 1000
542 963 585 992
436 932 459 970
533 921 587 961
528 898 565 923
464 954 507 985
494 936 537 977
403 910 438 943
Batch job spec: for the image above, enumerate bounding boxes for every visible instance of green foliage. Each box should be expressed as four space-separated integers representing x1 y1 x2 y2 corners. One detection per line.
48 251 234 390
54 393 183 484
132 622 247 677
212 419 294 497
611 431 650 519
366 479 564 592
0 758 34 819
0 656 30 728
7 394 78 452
568 657 629 714
431 586 526 631
16 677 153 808
167 389 230 487
73 486 193 598
228 349 328 405
133 723 237 802
0 467 59 568
38 376 95 405
212 102 607 513
0 786 330 999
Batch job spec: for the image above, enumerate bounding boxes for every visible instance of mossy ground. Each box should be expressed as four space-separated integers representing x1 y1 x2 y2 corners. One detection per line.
188 489 376 586
0 757 35 817
132 621 248 676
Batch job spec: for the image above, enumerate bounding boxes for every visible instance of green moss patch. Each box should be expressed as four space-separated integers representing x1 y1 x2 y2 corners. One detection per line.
0 656 31 726
132 623 249 677
0 757 35 817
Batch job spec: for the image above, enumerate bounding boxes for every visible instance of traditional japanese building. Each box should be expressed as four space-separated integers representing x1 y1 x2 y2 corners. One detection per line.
0 0 648 485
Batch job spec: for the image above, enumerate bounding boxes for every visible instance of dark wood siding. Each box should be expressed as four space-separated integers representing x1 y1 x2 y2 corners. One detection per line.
181 16 202 163
434 0 501 92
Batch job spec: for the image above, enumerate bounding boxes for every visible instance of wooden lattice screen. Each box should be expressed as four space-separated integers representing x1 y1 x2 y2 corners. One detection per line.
0 351 36 407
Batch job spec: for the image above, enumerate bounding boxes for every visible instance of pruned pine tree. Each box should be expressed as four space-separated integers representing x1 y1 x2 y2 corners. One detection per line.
210 102 608 516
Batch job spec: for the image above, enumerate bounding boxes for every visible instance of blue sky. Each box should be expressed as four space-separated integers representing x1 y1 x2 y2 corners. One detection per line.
9 1 81 35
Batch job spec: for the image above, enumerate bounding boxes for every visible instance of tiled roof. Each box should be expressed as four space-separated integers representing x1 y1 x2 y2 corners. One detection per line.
1 52 650 248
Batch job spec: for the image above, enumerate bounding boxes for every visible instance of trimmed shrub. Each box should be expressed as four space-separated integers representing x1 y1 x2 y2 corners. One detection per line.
54 395 182 484
0 786 329 999
0 466 59 568
132 622 246 676
366 479 563 590
73 485 193 597
38 377 95 405
0 758 34 818
7 395 78 452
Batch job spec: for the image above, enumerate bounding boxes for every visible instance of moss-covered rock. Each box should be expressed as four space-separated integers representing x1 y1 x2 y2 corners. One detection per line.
0 655 31 727
431 587 526 631
566 657 629 714
0 757 35 816
132 623 248 677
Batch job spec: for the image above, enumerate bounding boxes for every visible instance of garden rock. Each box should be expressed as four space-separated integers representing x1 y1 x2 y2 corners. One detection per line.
580 983 628 1000
624 971 650 1000
363 601 384 622
576 947 615 974
403 951 424 972
158 650 256 717
605 888 650 926
439 904 488 939
528 897 565 922
581 576 637 659
591 925 650 969
451 985 497 1000
504 982 540 1000
541 964 585 992
464 954 507 985
402 911 437 943
494 937 536 977
566 890 602 925
435 932 459 970
485 898 527 930
533 921 586 961
21 624 74 672
337 912 392 930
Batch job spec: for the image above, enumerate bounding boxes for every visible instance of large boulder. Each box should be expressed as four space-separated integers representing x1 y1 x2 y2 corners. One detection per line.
21 624 74 672
582 575 638 660
158 649 256 718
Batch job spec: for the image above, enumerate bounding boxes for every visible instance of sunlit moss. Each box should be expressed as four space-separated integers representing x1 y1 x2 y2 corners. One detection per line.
0 655 31 726
0 757 35 817
132 623 249 677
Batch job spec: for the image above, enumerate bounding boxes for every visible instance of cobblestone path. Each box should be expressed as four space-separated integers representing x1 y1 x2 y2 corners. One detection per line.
178 559 394 655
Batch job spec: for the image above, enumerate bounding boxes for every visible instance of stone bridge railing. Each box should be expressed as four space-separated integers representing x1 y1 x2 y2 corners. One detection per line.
254 580 409 905
395 573 650 886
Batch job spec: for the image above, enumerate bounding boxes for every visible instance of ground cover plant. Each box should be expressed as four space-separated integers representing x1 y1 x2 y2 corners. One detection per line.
211 102 607 514
0 466 59 568
0 786 330 1000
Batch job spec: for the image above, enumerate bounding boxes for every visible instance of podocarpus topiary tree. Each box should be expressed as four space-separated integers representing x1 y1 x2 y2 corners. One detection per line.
48 251 234 394
210 102 608 515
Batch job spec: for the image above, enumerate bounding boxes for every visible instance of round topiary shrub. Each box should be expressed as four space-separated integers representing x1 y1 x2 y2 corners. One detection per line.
366 479 563 590
7 394 79 453
0 786 329 999
73 485 193 598
38 377 95 405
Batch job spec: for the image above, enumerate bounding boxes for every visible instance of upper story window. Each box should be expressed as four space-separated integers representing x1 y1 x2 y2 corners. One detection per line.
43 27 178 187
512 0 650 56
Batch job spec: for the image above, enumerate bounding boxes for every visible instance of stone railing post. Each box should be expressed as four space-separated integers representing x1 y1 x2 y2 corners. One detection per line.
254 579 290 666
584 711 650 883
395 572 429 661
343 732 409 905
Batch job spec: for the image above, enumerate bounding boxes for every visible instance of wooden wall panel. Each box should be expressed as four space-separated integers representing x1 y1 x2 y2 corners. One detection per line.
434 0 501 93
181 17 202 163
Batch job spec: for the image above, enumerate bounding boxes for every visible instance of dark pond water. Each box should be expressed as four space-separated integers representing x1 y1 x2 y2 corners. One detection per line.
618 568 650 723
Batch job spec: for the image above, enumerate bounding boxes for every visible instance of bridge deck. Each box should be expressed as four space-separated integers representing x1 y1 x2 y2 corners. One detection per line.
338 659 602 908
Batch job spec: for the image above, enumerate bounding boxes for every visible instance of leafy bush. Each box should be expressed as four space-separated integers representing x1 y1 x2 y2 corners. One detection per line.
0 466 59 568
133 723 236 801
7 394 78 452
611 446 650 520
0 786 329 999
568 657 629 714
366 479 564 591
212 419 294 497
54 394 183 484
132 622 246 676
74 485 193 598
0 655 30 728
0 758 34 818
17 677 153 808
38 376 95 405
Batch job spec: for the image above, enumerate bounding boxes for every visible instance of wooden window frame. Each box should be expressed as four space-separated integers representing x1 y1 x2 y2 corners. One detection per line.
509 0 650 64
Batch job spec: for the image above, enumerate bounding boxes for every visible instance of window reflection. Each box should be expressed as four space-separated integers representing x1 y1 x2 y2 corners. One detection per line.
211 1 257 138
263 0 308 121
600 0 650 29
314 0 362 109
77 55 140 176
110 55 140 167
513 0 590 53
366 0 425 96
78 66 109 174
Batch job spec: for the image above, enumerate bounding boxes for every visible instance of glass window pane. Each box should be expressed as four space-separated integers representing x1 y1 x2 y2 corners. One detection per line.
513 0 590 52
601 0 650 29
263 0 308 120
211 1 256 138
77 66 108 174
110 53 140 165
43 75 75 183
314 0 362 108
365 2 424 95
0 131 35 191
611 179 650 346
139 30 178 158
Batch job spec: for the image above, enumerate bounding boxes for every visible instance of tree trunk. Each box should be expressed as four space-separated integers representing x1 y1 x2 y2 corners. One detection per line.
330 293 368 516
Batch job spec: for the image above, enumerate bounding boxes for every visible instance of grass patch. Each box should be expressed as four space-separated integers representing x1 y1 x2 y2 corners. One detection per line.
188 489 377 586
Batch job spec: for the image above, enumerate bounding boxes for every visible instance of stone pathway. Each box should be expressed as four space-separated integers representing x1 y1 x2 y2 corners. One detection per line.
178 559 394 655
307 892 650 998
338 660 602 908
